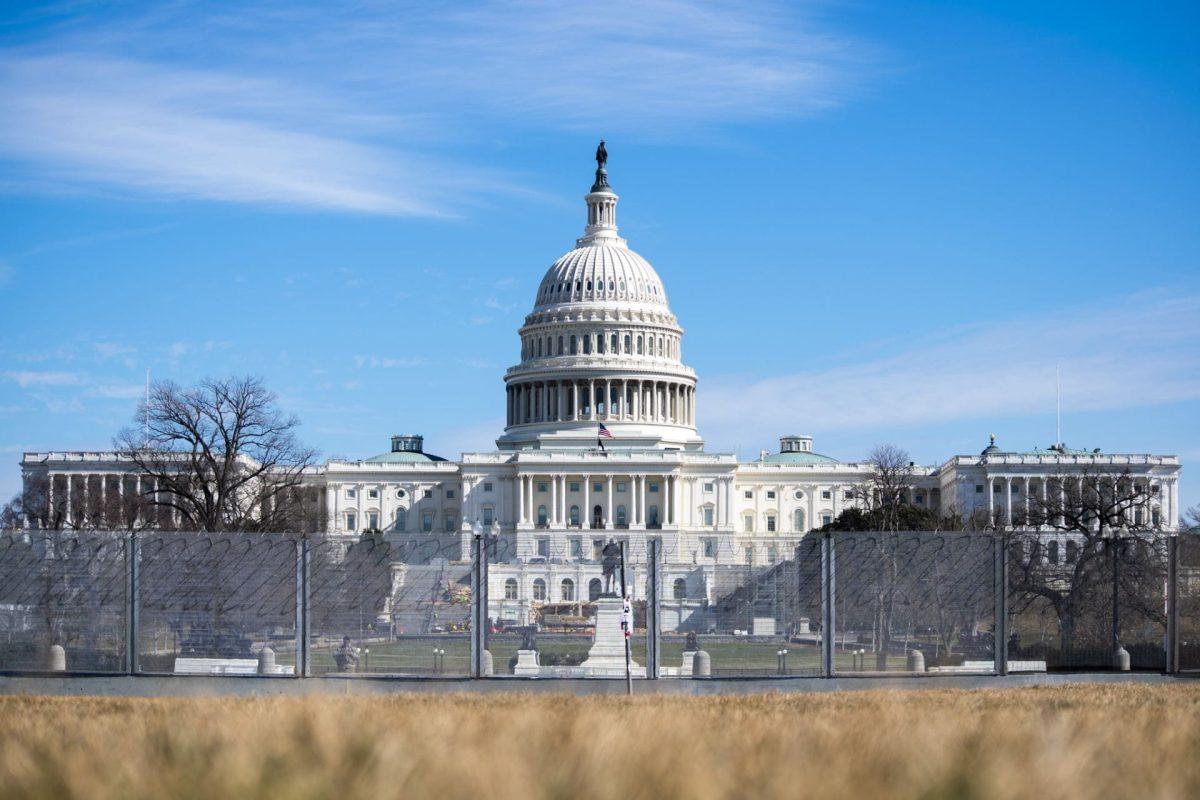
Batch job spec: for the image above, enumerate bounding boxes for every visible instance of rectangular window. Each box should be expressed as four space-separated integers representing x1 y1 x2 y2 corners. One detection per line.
744 516 753 533
422 512 434 532
703 538 716 558
703 507 714 526
704 482 714 493
766 516 776 532
844 491 853 500
616 481 626 492
346 512 357 530
537 537 549 557
821 514 832 526
346 488 357 499
445 514 456 532
766 490 776 500
484 482 493 492
821 490 831 500
767 545 778 563
538 483 548 493
424 489 433 499
593 539 604 560
482 507 494 527
649 483 659 493
367 512 379 529
744 490 752 499
368 489 378 499
570 482 580 492
446 489 455 499
915 494 924 505
569 538 582 558
975 485 984 494
593 482 603 493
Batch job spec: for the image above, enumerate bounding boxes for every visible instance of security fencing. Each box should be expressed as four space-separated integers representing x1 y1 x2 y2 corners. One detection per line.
1 529 1195 679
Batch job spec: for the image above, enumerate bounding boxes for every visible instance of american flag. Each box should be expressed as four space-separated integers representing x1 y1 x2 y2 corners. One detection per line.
598 423 614 439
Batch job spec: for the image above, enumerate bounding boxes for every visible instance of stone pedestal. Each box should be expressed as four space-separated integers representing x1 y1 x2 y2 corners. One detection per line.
580 596 645 677
514 649 541 676
680 650 696 677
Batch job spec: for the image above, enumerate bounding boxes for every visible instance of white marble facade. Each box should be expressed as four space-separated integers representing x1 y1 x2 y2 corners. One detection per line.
19 153 1183 625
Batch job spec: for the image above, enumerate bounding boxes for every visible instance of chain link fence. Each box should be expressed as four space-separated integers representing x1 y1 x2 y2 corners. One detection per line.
1 529 1195 679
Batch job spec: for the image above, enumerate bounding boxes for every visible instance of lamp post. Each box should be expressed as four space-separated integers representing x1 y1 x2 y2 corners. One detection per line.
777 647 789 675
364 647 370 672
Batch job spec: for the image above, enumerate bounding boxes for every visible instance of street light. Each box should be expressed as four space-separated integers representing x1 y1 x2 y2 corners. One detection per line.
777 647 789 675
364 647 370 672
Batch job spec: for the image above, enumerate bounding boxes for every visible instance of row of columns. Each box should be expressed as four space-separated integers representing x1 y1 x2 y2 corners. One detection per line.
44 472 162 527
514 473 685 530
986 475 1176 527
507 378 695 427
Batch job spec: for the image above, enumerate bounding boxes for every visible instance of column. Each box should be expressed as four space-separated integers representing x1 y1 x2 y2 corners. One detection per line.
641 474 649 527
588 379 596 420
560 475 568 523
1024 477 1031 522
604 379 612 420
551 475 559 525
65 475 73 527
632 380 640 420
82 474 90 525
1005 477 1013 525
606 475 614 528
557 382 565 422
516 475 525 525
583 477 591 529
986 476 994 523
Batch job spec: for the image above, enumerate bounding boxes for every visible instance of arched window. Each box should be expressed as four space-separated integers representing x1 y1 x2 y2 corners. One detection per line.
558 336 564 355
673 578 687 600
597 335 604 354
536 339 542 357
561 578 575 601
570 505 580 526
647 505 659 528
570 335 577 355
765 514 777 533
504 578 518 600
648 338 654 356
608 280 614 291
616 505 627 527
793 509 805 531
611 333 618 351
537 505 548 527
583 336 592 354
624 334 631 353
394 507 407 531
637 336 644 354
586 279 592 291
588 578 603 601
592 504 604 528
532 579 546 601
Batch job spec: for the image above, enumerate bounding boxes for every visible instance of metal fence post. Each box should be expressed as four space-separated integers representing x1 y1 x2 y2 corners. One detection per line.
647 538 661 679
126 531 139 675
470 533 483 678
821 532 835 678
295 536 309 678
1167 535 1179 674
994 532 1008 676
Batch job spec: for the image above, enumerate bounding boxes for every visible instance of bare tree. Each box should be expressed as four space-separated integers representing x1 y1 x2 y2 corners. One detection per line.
115 376 318 532
1007 470 1164 663
851 444 917 532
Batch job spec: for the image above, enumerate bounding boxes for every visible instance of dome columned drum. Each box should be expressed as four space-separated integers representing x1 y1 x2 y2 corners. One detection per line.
497 151 702 452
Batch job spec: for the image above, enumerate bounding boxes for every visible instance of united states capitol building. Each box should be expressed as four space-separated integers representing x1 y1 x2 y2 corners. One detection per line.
20 148 1183 627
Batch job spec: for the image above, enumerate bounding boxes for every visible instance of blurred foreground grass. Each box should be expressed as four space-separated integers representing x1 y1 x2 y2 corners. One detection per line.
1 684 1198 799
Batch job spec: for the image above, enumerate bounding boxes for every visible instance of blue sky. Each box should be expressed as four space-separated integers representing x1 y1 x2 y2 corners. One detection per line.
1 1 1197 512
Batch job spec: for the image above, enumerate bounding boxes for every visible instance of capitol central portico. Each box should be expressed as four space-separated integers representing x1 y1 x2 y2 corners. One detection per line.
18 144 1183 630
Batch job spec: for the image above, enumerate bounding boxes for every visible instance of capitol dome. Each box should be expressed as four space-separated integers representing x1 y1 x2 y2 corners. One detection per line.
497 143 702 452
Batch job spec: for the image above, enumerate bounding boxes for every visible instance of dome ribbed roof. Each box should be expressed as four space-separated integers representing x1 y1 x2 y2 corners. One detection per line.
534 244 668 310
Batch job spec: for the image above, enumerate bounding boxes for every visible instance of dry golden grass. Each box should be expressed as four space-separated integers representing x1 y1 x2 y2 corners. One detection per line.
1 684 1198 800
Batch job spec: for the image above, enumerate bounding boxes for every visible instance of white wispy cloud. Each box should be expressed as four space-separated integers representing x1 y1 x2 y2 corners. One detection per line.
3 370 84 388
700 291 1200 445
353 355 425 369
0 1 868 215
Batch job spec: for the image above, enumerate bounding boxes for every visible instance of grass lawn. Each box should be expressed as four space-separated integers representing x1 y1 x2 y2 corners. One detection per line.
1 685 1196 799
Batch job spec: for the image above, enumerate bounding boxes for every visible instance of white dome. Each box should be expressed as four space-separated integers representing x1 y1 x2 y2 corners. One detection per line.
534 244 669 310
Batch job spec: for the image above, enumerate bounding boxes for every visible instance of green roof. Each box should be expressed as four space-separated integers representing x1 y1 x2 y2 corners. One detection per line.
760 451 840 465
362 450 447 464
